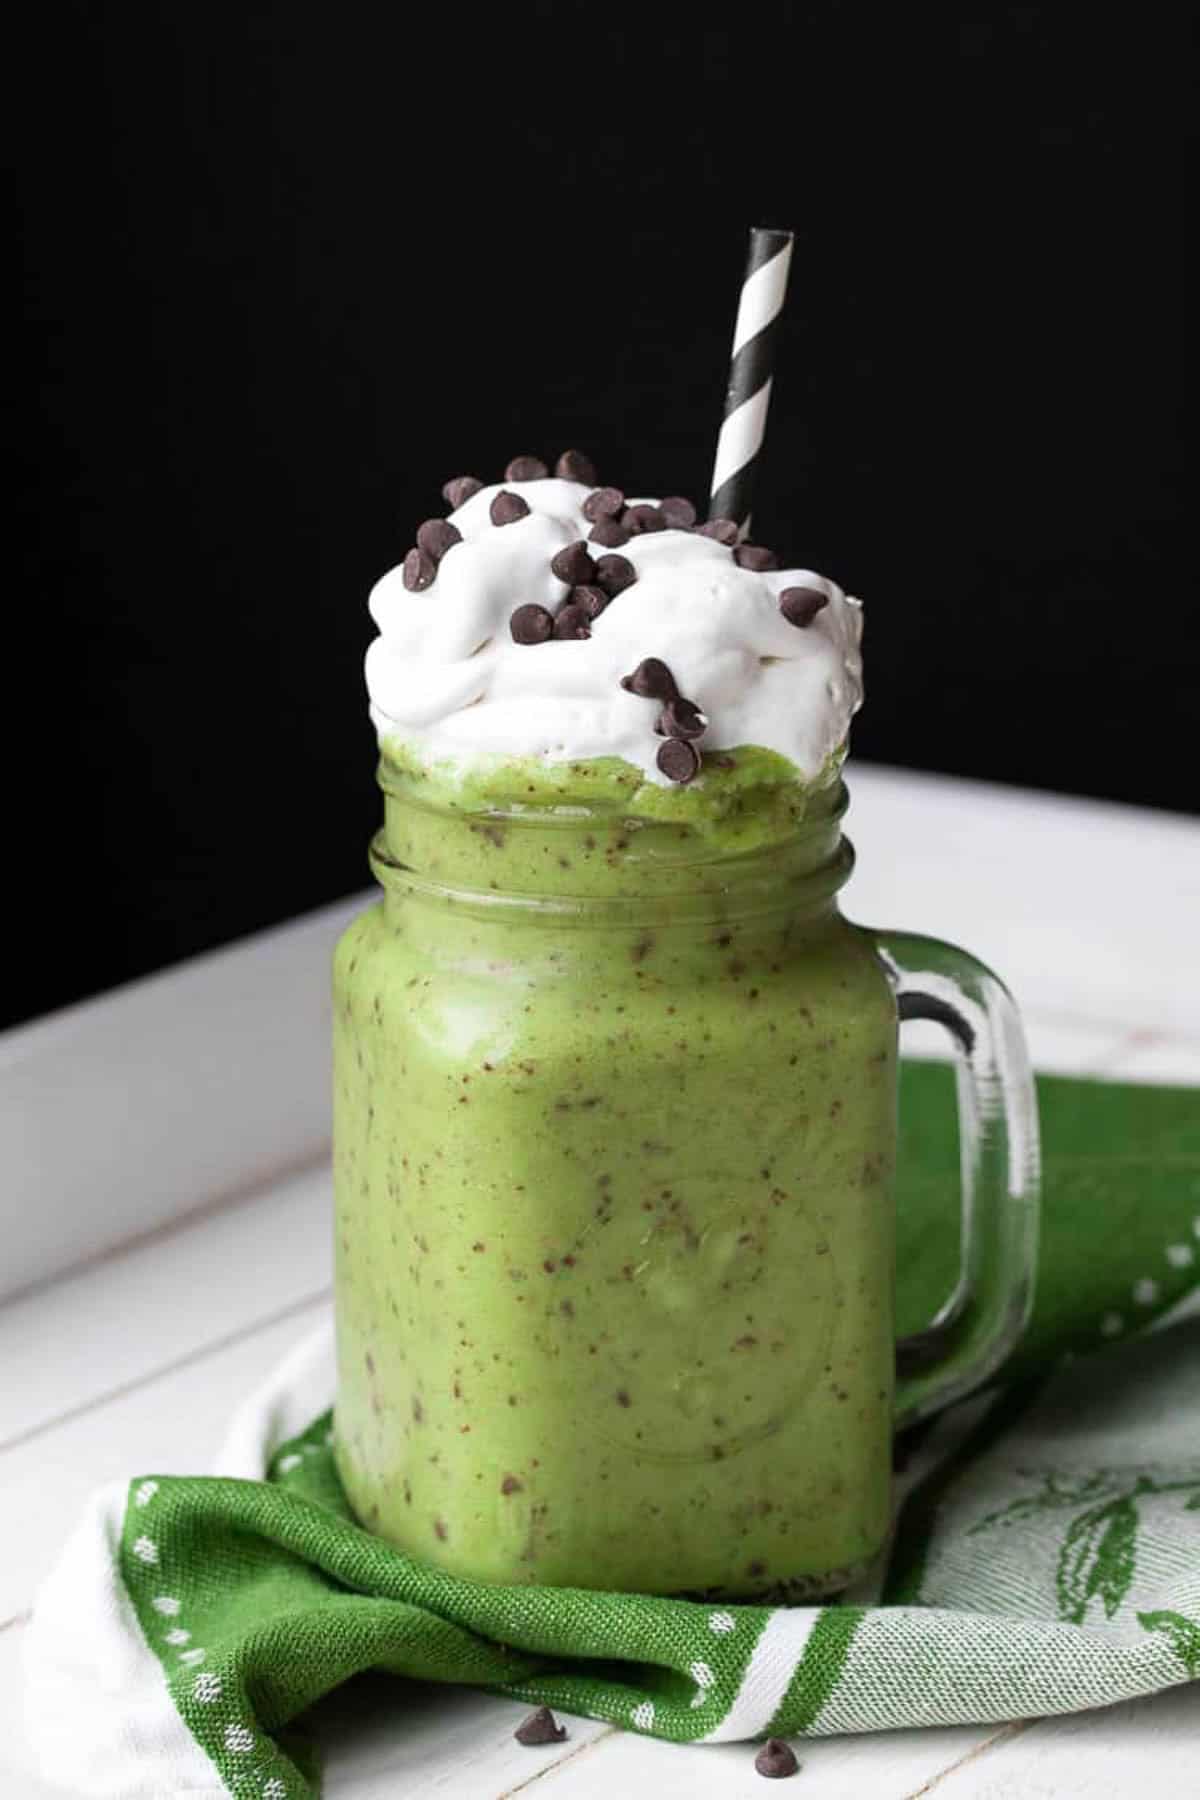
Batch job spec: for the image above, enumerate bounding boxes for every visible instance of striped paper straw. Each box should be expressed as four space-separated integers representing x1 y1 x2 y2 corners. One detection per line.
708 226 795 532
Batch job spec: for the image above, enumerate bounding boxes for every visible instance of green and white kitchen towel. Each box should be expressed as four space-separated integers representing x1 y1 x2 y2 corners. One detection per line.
23 1068 1200 1797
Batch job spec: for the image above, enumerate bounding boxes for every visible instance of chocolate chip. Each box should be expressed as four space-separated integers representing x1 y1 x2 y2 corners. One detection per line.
622 503 666 534
660 696 707 741
555 449 598 484
780 586 830 628
416 518 462 563
550 541 597 586
402 547 437 592
659 495 698 528
696 517 739 545
657 737 701 784
734 543 780 571
504 455 549 481
510 604 554 645
491 490 531 526
582 486 625 522
572 584 609 620
515 1707 567 1747
442 475 483 510
754 1738 799 1779
620 657 678 700
553 602 592 639
588 517 632 548
595 553 637 596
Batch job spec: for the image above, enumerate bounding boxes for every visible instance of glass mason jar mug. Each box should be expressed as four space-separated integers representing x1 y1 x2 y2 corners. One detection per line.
333 763 1040 1600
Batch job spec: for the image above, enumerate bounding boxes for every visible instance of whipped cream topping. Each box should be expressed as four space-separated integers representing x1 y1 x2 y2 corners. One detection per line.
366 479 863 785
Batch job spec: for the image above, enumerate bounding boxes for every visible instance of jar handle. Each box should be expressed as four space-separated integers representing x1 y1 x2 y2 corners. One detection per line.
866 929 1041 1427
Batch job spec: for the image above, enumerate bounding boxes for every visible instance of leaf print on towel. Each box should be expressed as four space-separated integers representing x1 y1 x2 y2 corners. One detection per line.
1057 1495 1138 1624
1137 1610 1200 1677
969 1467 1200 1626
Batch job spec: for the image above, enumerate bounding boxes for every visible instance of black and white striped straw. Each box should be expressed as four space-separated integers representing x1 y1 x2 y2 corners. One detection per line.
707 226 795 533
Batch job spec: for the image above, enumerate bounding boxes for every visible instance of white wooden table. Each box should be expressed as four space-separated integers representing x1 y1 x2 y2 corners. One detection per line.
2 764 1198 1797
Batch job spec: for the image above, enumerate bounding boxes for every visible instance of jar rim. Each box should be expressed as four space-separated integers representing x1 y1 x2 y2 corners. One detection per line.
368 823 856 927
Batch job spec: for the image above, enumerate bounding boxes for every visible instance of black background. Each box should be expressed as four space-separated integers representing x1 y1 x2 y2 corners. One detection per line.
10 5 1193 1031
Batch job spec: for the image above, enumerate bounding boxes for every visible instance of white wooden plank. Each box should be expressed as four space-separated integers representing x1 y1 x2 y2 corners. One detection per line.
929 1682 1200 1797
0 1163 331 1449
0 1298 329 1625
314 1676 611 1798
523 1717 1019 1799
1102 1031 1200 1086
0 1621 604 1800
0 891 361 1302
7 1637 1194 1800
844 765 1200 1039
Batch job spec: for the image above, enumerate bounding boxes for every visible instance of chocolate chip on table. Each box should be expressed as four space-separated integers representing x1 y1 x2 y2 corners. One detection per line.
754 1738 800 1779
594 552 638 596
588 517 632 548
402 547 437 591
510 604 555 645
491 490 531 526
657 737 701 784
550 541 597 586
659 494 698 528
659 695 707 740
515 1706 567 1747
779 585 830 628
734 543 780 571
504 455 549 481
415 518 462 562
442 474 483 509
553 602 593 639
622 503 666 534
696 517 739 545
620 657 678 700
582 485 625 522
555 449 598 484
572 584 610 620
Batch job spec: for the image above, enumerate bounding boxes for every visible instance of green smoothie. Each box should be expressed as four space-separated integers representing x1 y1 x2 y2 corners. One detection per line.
333 747 898 1597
